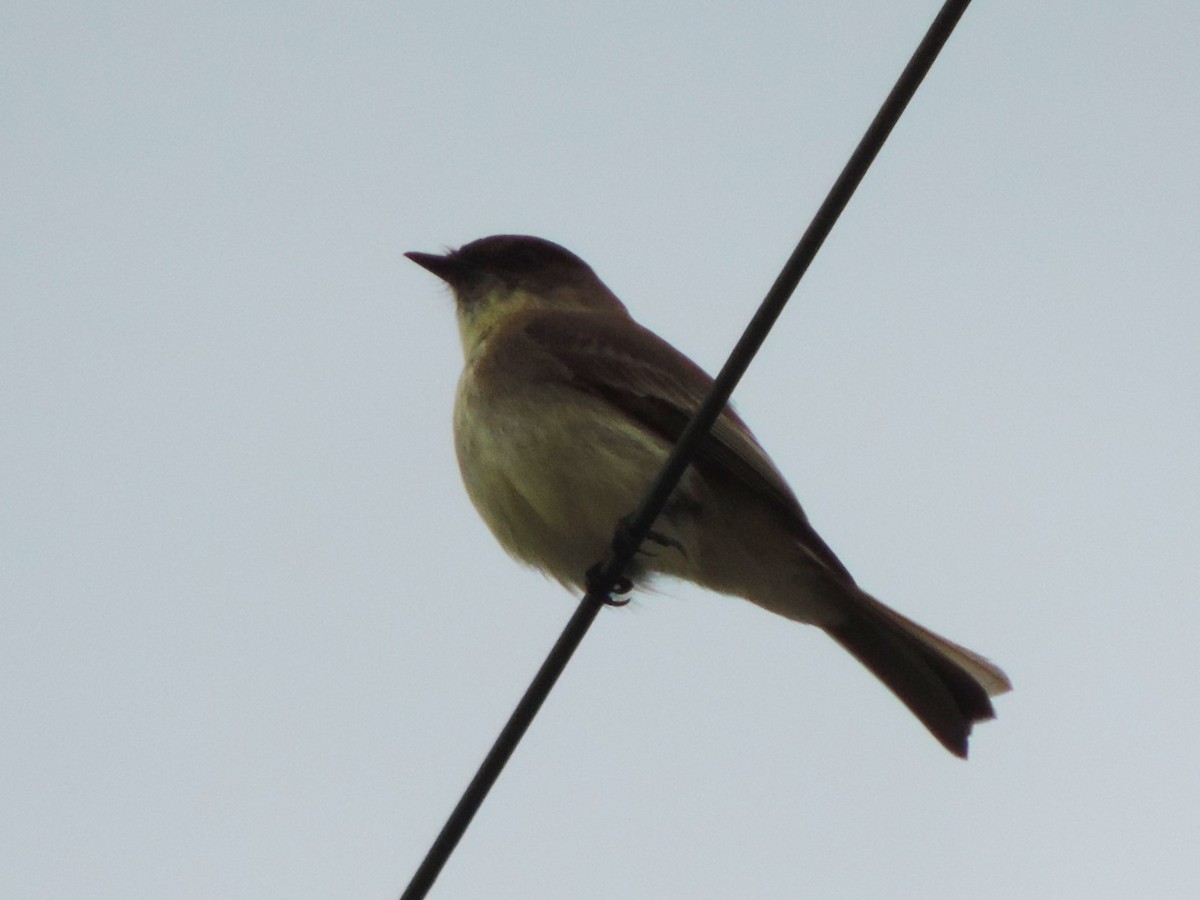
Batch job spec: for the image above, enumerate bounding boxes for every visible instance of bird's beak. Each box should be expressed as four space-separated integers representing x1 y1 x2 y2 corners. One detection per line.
404 250 469 286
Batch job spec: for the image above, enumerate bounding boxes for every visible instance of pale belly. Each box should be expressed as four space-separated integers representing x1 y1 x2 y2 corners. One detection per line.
453 373 699 588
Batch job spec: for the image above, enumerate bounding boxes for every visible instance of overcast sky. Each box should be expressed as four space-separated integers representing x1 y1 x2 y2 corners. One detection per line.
4 2 1199 898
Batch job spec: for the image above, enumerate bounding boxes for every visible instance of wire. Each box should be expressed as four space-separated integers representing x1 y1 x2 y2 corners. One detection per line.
400 2 974 896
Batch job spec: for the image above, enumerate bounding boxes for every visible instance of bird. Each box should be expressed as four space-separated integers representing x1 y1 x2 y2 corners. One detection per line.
406 234 1010 757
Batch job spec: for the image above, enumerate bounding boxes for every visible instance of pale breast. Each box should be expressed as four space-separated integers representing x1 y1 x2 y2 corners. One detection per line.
453 361 701 587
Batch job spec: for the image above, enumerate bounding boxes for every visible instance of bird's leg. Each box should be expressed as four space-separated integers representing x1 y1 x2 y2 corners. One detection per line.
612 513 688 560
586 514 689 606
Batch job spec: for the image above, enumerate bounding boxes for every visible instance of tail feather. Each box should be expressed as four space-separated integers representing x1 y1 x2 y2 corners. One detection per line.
868 600 1012 698
827 593 1010 758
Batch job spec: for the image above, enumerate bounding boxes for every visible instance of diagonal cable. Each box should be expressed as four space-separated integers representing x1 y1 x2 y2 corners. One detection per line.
401 2 974 896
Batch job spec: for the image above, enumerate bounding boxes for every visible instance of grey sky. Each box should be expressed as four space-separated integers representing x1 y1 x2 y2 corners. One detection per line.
3 2 1198 898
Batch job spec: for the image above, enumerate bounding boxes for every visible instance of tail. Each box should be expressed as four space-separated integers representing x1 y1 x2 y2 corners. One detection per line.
826 592 1011 758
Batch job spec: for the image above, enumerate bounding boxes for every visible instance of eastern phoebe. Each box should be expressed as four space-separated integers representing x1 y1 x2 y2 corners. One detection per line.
406 234 1010 757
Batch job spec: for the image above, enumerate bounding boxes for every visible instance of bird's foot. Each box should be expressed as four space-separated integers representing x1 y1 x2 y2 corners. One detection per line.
585 562 633 606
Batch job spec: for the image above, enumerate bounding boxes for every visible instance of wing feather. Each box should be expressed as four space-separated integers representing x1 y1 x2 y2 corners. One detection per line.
521 309 854 582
